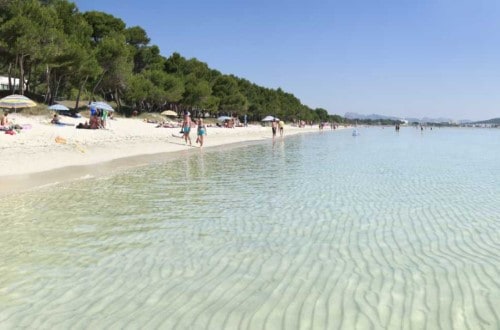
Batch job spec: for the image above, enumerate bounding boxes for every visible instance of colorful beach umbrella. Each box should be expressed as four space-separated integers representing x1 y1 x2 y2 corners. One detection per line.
217 116 232 122
0 94 37 109
48 104 69 111
161 110 178 117
89 101 114 112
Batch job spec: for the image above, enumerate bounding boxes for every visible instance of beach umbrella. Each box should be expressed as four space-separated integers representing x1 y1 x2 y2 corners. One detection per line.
217 115 232 122
161 110 178 117
48 104 69 111
89 101 114 112
262 115 278 122
0 94 37 109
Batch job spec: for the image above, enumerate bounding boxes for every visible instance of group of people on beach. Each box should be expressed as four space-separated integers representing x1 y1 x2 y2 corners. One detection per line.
180 110 207 147
75 106 112 129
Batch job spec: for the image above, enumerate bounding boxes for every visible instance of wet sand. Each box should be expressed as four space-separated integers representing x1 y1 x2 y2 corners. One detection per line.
0 114 325 194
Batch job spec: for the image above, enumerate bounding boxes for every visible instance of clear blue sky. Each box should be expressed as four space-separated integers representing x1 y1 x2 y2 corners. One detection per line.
74 0 500 121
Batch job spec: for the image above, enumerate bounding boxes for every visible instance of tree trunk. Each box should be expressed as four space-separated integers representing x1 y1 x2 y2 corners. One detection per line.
90 70 106 102
44 64 51 103
29 63 40 92
11 55 19 93
52 75 63 105
75 75 88 111
114 88 120 110
7 62 12 92
19 54 25 95
25 61 32 93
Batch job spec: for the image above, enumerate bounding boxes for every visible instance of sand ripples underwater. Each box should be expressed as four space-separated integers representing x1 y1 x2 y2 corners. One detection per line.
0 128 499 329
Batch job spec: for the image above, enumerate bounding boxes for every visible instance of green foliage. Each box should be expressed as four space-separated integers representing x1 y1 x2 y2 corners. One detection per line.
83 11 125 42
133 45 164 73
212 75 248 112
125 26 150 47
314 108 329 121
162 74 184 103
330 114 344 123
0 0 344 121
183 76 211 108
142 70 184 103
94 33 132 94
164 52 186 76
123 73 154 104
201 95 220 113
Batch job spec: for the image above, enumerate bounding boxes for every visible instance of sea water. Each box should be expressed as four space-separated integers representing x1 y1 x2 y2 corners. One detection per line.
0 127 499 329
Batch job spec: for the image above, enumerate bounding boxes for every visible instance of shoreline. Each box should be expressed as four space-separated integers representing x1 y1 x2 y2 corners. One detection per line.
0 136 285 197
1 114 333 195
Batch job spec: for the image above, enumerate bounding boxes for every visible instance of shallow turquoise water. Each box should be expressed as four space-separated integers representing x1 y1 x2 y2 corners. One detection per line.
1 127 499 329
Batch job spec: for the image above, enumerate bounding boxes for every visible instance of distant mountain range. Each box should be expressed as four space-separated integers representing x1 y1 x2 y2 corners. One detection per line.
472 118 500 124
344 112 468 124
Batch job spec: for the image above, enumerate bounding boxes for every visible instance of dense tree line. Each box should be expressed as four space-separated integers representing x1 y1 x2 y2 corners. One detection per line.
0 0 344 123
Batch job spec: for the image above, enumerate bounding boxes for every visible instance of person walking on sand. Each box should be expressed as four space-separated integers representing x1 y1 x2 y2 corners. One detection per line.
271 119 278 139
196 118 207 147
182 111 192 145
278 119 284 137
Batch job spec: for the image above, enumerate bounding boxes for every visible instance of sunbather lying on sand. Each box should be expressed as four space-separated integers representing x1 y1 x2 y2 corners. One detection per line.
156 122 176 128
51 114 74 126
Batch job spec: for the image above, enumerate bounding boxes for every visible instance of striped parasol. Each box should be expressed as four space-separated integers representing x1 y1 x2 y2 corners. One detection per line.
161 110 178 117
0 94 37 109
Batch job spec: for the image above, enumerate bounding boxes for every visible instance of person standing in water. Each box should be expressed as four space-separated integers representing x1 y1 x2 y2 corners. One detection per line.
196 118 207 147
182 111 192 145
278 119 285 137
271 119 278 139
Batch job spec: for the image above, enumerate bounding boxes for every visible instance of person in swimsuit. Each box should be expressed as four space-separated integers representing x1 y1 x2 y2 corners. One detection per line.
278 120 284 137
271 119 278 139
89 114 99 129
182 112 192 145
51 114 61 124
0 111 9 127
196 118 207 147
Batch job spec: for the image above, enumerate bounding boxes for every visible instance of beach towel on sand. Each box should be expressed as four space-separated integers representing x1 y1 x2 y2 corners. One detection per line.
55 136 85 153
55 136 67 144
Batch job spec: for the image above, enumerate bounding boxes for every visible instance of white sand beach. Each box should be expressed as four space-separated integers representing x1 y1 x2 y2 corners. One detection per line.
0 113 328 189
